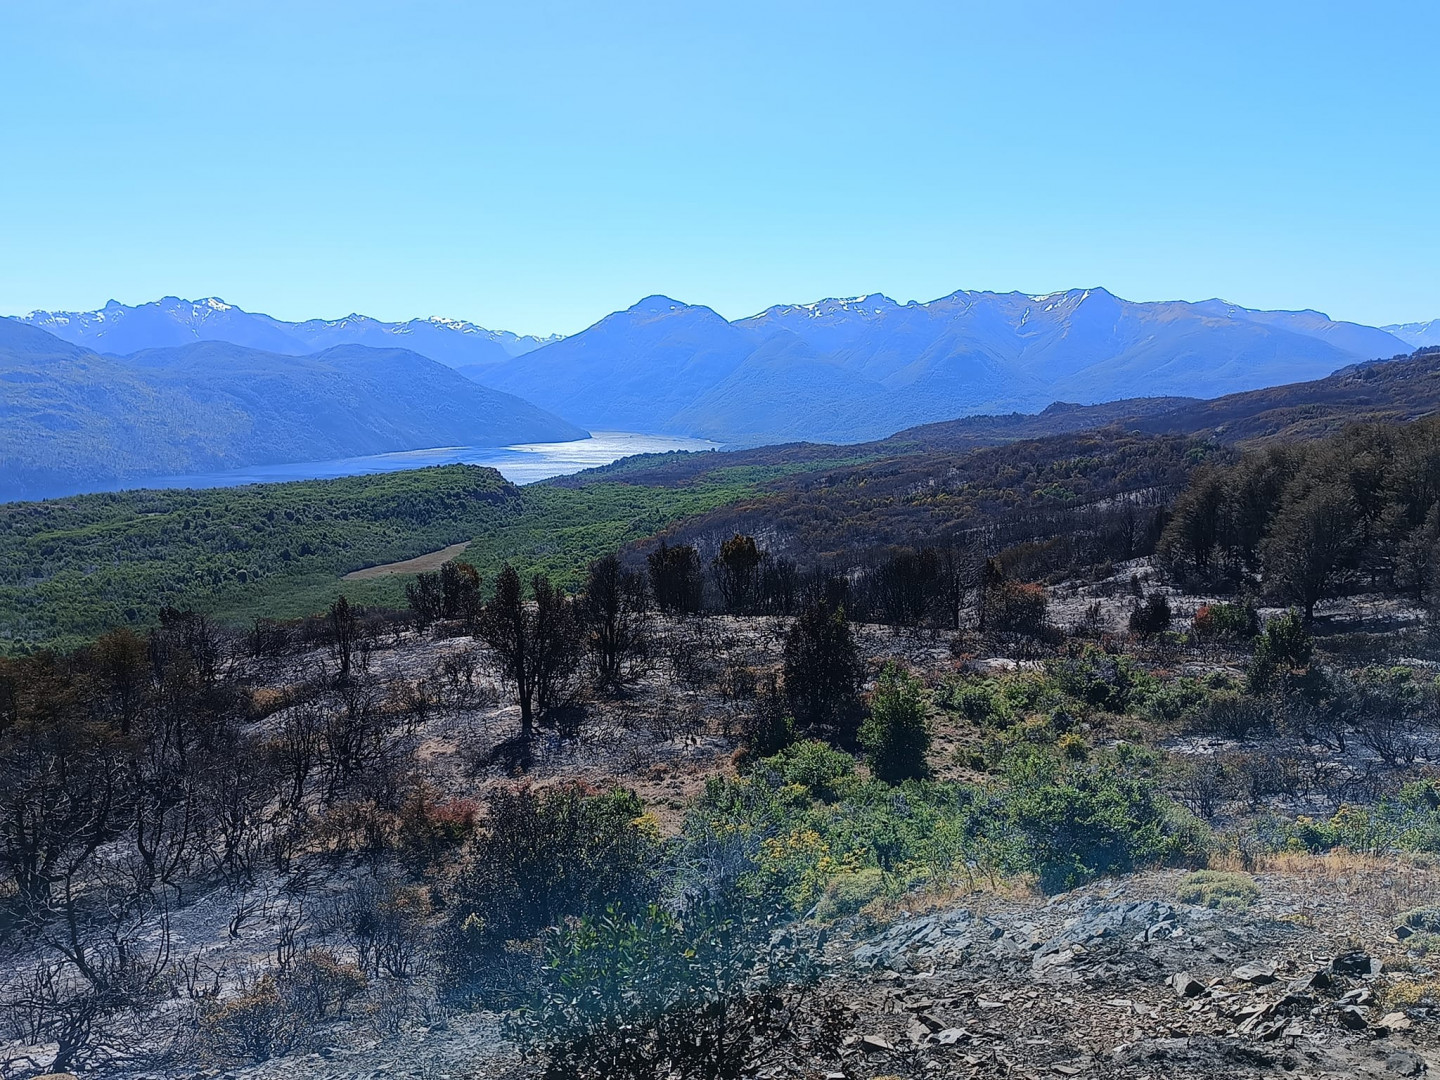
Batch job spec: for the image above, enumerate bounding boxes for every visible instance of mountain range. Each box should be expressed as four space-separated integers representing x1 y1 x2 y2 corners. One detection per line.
0 319 585 501
21 297 561 369
1384 320 1440 349
472 289 1413 444
10 288 1433 461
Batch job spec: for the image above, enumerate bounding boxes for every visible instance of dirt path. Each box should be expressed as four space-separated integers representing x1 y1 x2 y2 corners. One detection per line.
342 541 471 581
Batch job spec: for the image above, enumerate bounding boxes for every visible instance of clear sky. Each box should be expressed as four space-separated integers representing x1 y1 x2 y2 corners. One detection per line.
1 1 1436 335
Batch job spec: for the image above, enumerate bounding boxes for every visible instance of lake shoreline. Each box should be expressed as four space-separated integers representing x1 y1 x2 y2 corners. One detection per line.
1 432 721 504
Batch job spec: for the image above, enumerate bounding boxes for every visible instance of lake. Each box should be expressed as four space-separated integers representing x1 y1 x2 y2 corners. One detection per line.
42 432 720 497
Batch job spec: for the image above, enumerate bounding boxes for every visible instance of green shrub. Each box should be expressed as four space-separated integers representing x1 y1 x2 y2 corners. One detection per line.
860 664 931 784
1139 677 1213 726
783 598 865 738
1396 908 1440 957
510 904 836 1080
1001 746 1205 892
1400 932 1440 957
939 677 1012 727
766 739 857 802
1247 610 1313 693
1192 601 1259 641
441 783 658 1000
739 675 795 760
1056 732 1089 760
1175 870 1259 911
1048 645 1150 713
1129 592 1172 637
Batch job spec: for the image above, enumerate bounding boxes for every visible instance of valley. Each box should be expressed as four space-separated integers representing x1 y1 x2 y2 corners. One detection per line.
7 6 1437 1078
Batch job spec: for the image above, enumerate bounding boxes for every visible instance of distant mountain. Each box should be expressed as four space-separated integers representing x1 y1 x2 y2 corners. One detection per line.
1384 320 1440 349
558 346 1440 493
886 344 1440 451
16 289 1421 448
19 297 560 370
482 296 763 432
480 288 1411 444
0 320 585 501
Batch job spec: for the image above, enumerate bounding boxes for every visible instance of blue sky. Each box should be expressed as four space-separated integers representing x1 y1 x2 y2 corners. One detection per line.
1 1 1435 334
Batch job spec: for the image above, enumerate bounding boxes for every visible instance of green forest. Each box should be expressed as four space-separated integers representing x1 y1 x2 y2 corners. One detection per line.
0 465 758 651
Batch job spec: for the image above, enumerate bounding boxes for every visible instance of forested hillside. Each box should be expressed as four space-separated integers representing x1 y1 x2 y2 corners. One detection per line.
0 320 586 500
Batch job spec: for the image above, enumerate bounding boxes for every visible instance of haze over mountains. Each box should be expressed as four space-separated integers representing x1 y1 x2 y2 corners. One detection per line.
1385 320 1440 349
24 288 1419 448
5 288 1430 497
0 318 585 501
476 288 1413 444
22 296 561 369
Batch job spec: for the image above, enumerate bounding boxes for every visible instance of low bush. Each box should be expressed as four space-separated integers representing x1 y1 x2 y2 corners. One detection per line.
939 677 1013 727
1190 689 1270 740
765 739 856 802
1397 908 1440 955
510 904 840 1080
738 675 796 761
813 867 888 920
1398 906 1440 935
1048 645 1151 714
1140 676 1213 726
396 792 477 866
1001 745 1206 892
202 950 367 1063
1192 601 1259 642
1272 783 1440 855
440 783 658 1000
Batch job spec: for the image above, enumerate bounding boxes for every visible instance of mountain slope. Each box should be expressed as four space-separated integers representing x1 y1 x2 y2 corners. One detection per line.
17 290 1421 449
665 331 896 444
481 296 764 432
0 320 586 501
19 297 559 369
22 297 311 355
1385 320 1440 349
493 288 1411 445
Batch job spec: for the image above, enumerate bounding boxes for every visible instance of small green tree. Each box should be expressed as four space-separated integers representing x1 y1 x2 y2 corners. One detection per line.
1246 609 1313 694
1128 592 1172 638
479 566 581 739
859 664 930 784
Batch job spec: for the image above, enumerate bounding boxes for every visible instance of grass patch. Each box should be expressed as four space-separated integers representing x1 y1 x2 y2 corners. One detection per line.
0 466 760 652
1175 869 1259 911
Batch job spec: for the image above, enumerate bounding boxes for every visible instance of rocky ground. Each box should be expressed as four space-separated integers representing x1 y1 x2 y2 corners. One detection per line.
31 861 1424 1080
8 568 1440 1080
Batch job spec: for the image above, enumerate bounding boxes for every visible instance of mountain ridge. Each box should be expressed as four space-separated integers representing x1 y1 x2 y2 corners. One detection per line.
485 287 1409 444
19 296 561 370
0 320 586 501
16 289 1422 447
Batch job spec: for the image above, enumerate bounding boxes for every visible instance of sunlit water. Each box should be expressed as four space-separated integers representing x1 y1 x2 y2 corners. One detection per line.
34 432 719 499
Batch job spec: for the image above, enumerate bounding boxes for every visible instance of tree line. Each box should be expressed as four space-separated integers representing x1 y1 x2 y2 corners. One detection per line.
1159 416 1440 617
